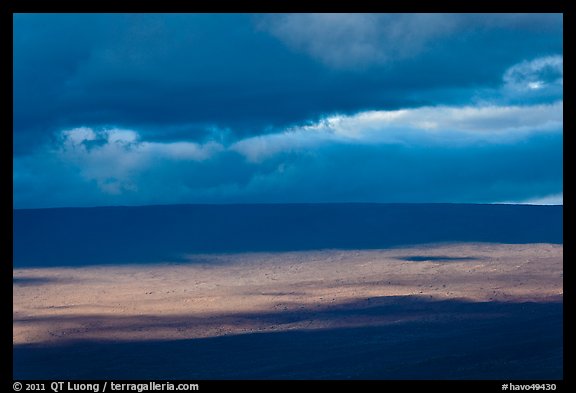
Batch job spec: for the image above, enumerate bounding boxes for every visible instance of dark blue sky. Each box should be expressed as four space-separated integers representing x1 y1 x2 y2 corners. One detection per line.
13 13 563 208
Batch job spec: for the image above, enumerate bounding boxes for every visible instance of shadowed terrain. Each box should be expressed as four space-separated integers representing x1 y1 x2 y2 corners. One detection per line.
13 204 563 379
13 204 562 267
14 297 562 380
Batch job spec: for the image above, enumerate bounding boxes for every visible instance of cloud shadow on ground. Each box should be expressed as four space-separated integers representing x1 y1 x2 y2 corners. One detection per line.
13 204 563 267
398 256 480 262
13 296 563 380
13 277 75 286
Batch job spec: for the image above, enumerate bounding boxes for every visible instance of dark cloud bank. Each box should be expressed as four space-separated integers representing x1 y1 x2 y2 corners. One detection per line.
13 13 563 207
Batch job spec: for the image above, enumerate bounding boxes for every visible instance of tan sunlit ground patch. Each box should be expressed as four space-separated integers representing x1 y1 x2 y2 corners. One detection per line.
13 243 562 345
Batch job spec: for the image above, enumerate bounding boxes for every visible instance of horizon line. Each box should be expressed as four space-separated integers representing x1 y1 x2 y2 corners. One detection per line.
13 201 563 211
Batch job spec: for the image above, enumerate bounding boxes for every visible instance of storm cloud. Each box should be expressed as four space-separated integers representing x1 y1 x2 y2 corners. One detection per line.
13 13 563 208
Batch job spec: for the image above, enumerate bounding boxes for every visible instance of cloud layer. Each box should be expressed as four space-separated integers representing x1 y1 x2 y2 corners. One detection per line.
258 14 562 69
14 98 562 208
13 14 563 208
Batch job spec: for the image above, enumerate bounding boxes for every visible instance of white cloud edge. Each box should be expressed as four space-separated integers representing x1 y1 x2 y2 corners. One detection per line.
231 100 562 162
58 99 563 165
495 193 563 205
503 55 563 93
